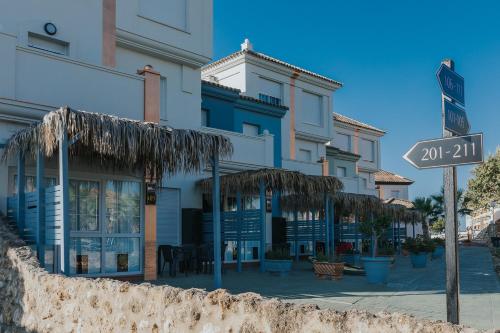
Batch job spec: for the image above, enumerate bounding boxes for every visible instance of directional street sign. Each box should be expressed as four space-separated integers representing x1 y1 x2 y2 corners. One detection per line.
444 100 470 135
437 64 465 105
403 133 483 169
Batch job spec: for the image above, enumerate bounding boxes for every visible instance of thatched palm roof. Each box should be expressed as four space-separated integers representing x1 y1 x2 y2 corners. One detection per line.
198 168 344 196
1 107 233 182
280 191 422 222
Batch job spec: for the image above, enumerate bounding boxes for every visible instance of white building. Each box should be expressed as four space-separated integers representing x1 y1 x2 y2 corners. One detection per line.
330 113 385 196
375 169 414 201
0 1 278 279
202 39 343 176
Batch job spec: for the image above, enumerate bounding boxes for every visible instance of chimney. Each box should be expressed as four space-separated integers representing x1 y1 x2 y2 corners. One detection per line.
241 38 253 51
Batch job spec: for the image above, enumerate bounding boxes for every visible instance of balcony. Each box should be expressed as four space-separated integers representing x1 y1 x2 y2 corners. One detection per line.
1 35 144 121
282 159 322 176
201 127 274 169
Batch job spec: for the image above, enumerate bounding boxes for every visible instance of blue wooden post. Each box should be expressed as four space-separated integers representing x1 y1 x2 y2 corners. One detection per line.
311 210 316 257
370 213 376 257
330 198 335 256
36 147 45 267
259 180 266 272
413 217 416 238
397 219 401 255
17 152 25 237
392 221 396 249
236 191 242 273
212 155 222 289
59 129 70 275
294 210 299 262
354 213 359 252
324 194 330 256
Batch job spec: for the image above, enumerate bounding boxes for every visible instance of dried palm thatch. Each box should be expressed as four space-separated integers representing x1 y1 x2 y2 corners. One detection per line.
1 107 233 182
280 194 324 213
198 168 344 197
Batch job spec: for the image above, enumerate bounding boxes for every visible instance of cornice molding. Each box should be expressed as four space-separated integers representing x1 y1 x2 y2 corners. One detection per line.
295 130 330 143
116 29 211 68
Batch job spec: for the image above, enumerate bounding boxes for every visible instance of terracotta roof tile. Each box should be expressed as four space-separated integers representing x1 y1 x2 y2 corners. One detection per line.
375 170 414 184
333 113 386 134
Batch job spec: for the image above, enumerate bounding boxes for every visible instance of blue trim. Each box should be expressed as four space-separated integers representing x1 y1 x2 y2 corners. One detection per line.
17 153 25 238
236 191 242 273
259 180 266 272
312 211 316 257
59 130 70 275
212 156 222 289
324 195 330 256
36 147 45 267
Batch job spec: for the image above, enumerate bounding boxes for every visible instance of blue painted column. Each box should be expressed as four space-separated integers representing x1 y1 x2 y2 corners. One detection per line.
259 180 266 272
59 129 70 275
36 147 45 267
330 198 335 256
392 221 396 249
17 153 25 237
354 212 359 252
311 210 316 257
294 210 299 262
212 155 222 289
324 194 330 256
413 217 416 238
236 191 242 273
370 213 376 257
397 219 401 255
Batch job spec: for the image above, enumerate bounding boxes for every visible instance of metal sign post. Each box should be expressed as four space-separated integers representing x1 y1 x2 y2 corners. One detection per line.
441 59 460 325
403 59 484 325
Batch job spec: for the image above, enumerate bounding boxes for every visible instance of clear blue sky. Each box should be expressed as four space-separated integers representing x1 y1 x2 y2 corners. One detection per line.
213 0 500 200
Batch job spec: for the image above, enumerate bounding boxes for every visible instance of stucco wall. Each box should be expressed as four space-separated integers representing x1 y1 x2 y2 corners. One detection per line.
0 221 476 333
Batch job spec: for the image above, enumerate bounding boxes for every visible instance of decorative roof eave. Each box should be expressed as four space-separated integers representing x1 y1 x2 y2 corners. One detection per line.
333 113 386 135
202 49 343 89
1 107 233 183
326 146 361 161
198 168 343 197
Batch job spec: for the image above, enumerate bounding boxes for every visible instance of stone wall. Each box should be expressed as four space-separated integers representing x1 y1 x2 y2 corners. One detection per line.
0 222 477 333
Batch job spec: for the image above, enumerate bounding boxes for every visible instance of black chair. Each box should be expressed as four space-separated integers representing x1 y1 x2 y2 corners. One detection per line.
158 245 174 276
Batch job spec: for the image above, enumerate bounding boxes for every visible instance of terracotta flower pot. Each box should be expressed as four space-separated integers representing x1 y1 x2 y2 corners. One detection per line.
313 261 344 280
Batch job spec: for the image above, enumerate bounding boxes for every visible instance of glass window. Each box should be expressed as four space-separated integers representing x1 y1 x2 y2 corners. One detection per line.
201 109 209 127
243 123 259 136
337 166 347 178
361 139 375 162
69 180 99 232
298 149 312 162
391 190 401 198
104 238 140 273
70 237 101 275
336 133 351 152
302 91 322 126
243 196 260 210
105 181 141 234
361 177 368 189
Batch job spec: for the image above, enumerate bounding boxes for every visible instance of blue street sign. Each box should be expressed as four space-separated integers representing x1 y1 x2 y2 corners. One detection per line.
444 100 470 136
437 64 465 105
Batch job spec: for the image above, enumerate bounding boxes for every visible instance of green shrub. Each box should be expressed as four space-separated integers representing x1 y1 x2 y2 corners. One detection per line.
404 236 436 254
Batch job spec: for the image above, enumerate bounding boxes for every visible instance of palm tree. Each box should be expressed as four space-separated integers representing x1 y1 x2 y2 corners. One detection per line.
412 197 434 239
430 187 471 222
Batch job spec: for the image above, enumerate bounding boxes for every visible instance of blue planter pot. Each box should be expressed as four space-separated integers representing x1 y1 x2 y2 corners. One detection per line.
342 254 361 266
411 252 428 268
432 246 444 259
361 256 392 284
265 259 293 276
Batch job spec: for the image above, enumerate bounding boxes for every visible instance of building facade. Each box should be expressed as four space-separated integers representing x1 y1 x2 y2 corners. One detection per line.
202 39 342 176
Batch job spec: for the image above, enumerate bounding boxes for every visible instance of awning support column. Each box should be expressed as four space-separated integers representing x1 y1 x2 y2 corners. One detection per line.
212 154 222 289
236 191 242 273
311 210 316 257
397 219 401 255
324 194 330 256
259 180 266 272
354 212 359 252
36 147 45 267
59 128 70 275
294 210 299 262
330 198 335 257
16 152 25 237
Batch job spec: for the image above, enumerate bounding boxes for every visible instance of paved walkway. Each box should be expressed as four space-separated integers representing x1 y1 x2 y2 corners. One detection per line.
155 246 500 331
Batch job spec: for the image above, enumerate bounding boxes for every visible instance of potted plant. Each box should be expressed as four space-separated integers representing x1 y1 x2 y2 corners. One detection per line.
337 242 360 266
378 245 396 266
312 252 344 280
264 248 293 276
431 238 445 259
402 237 415 257
408 236 435 268
359 215 393 284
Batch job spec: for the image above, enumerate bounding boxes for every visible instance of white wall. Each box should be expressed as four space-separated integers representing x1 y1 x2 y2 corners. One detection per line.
379 184 410 200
